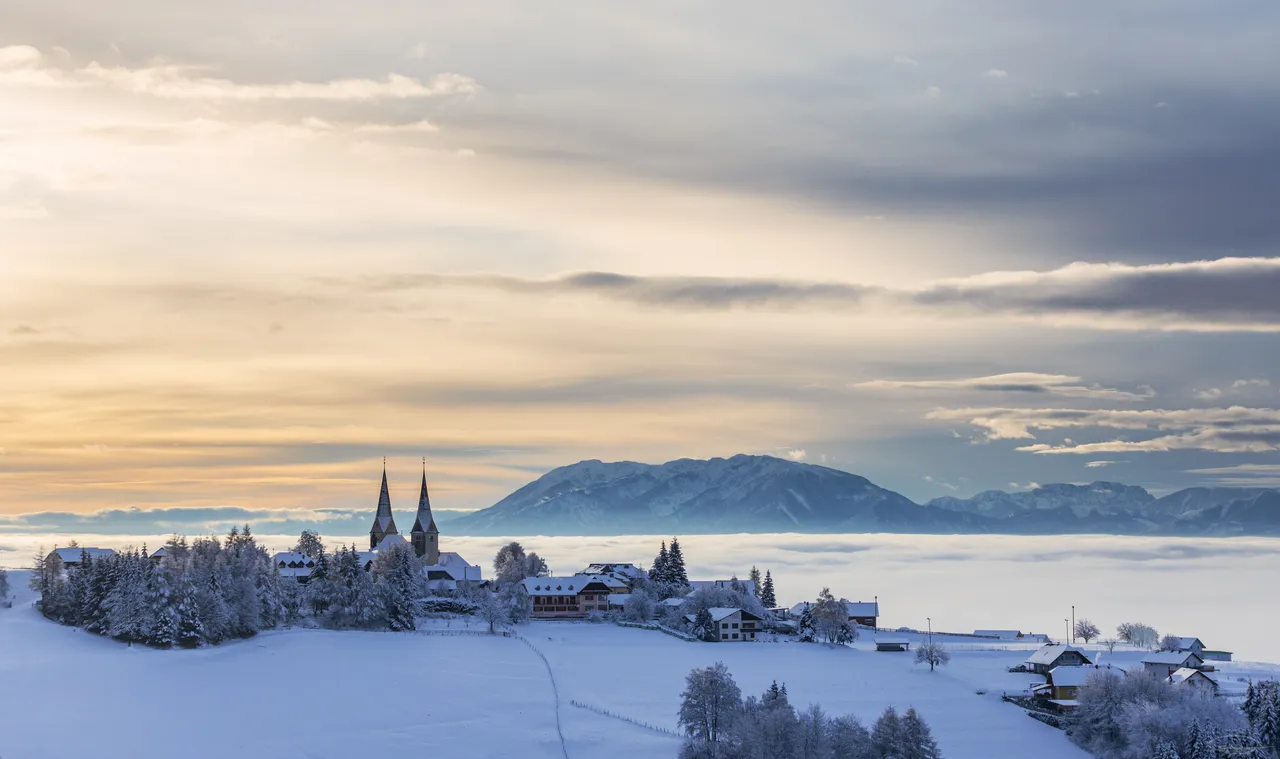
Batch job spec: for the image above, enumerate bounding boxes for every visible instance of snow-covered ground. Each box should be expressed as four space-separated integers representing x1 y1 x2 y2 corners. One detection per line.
3 572 1278 759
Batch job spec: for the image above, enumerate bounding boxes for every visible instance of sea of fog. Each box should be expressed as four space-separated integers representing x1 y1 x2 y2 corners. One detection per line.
3 532 1276 662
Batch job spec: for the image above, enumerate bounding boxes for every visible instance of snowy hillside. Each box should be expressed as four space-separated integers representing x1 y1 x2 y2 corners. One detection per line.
448 455 1280 536
449 454 959 535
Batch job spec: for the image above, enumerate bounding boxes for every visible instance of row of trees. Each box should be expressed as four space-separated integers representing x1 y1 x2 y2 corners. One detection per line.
796 588 855 645
1067 668 1276 759
31 528 282 647
748 566 778 609
652 539 690 589
678 663 942 758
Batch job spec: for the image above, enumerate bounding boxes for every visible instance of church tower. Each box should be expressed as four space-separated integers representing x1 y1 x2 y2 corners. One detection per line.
410 462 440 564
369 463 398 550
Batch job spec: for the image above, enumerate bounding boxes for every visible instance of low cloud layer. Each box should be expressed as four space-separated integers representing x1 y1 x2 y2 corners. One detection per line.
852 372 1153 401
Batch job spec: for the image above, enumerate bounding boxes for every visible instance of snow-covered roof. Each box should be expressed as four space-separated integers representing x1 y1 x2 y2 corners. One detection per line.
373 533 410 552
424 556 482 582
685 607 758 624
1047 666 1094 687
580 563 646 580
50 547 115 563
521 576 612 596
1026 644 1091 666
1142 651 1204 666
1167 668 1216 687
845 601 878 618
1170 637 1204 651
437 552 479 571
875 636 910 645
662 597 686 607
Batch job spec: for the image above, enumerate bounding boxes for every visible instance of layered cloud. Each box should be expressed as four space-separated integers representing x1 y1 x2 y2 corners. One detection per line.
852 373 1153 401
928 405 1280 454
0 45 477 101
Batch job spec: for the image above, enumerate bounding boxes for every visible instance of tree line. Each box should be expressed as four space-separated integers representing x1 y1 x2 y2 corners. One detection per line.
678 662 942 758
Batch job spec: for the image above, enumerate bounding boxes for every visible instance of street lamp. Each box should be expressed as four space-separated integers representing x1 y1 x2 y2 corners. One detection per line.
1064 618 1069 644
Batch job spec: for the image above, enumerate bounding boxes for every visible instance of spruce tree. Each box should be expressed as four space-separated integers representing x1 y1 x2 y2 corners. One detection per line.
901 707 941 759
667 537 688 586
693 606 717 641
175 572 204 648
748 566 762 599
653 542 670 585
761 570 777 608
872 707 910 759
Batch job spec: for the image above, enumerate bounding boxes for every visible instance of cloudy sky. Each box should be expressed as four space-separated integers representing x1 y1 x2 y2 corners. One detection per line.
3 0 1280 534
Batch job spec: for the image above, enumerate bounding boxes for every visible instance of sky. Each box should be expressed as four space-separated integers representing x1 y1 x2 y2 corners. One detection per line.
3 1 1280 536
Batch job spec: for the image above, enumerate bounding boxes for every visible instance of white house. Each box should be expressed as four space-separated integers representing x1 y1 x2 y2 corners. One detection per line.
273 551 319 581
1142 651 1206 678
1025 644 1093 675
1167 667 1218 694
685 607 761 641
578 563 647 588
424 552 484 592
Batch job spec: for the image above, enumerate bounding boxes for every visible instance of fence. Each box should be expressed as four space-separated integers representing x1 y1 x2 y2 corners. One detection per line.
514 633 571 759
615 620 699 642
569 700 681 739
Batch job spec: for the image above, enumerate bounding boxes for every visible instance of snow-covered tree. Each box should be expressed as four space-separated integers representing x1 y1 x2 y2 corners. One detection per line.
901 706 942 759
667 537 689 586
652 541 670 585
174 572 204 648
915 642 951 672
0 567 9 604
622 587 657 622
796 703 829 759
294 529 325 559
479 590 507 633
1102 638 1119 653
1075 618 1100 644
678 662 742 748
1244 680 1280 756
872 706 910 759
492 541 549 586
828 714 872 758
141 557 178 647
1159 634 1183 652
692 607 717 642
748 566 762 599
761 570 777 609
810 587 855 645
498 580 533 625
1117 622 1159 649
373 543 422 632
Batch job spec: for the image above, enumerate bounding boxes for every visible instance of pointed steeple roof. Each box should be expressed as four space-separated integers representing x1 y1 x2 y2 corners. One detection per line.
373 463 398 535
411 462 438 534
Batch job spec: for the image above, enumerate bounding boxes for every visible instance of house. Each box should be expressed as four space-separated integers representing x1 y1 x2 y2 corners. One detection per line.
875 636 910 652
662 597 687 609
689 579 757 597
788 600 879 628
1167 667 1219 694
47 547 116 569
1141 651 1205 678
1201 650 1233 662
685 607 761 641
1043 666 1093 701
976 629 1050 643
522 576 615 619
273 552 319 582
1025 644 1093 675
424 552 484 592
578 563 647 588
1166 637 1206 655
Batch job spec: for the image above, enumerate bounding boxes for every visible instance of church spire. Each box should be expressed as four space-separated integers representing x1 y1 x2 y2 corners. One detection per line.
370 460 398 550
411 458 440 563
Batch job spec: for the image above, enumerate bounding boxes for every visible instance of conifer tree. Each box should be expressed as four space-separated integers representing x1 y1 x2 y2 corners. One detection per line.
761 570 777 608
872 707 910 759
901 706 942 759
748 566 762 599
653 542 670 585
667 537 688 586
174 572 204 648
693 606 717 641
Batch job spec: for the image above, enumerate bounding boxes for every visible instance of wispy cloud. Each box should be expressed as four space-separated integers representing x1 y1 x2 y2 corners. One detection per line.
852 372 1153 401
0 45 477 101
1085 460 1120 468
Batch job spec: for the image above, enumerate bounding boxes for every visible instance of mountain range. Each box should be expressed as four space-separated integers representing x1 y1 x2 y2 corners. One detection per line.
445 454 1280 536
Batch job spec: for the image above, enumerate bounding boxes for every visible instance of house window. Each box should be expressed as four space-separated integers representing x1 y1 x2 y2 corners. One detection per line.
722 634 728 640
722 623 729 629
732 623 739 629
732 634 738 640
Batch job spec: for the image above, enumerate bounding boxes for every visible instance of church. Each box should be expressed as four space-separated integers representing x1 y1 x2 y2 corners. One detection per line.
368 464 483 591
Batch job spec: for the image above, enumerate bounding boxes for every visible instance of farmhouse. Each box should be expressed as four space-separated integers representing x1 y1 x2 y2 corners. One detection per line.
789 599 880 628
1141 651 1206 678
685 607 761 641
1041 666 1092 701
273 551 318 581
577 563 647 588
523 576 615 619
1167 667 1219 694
47 547 116 569
1165 637 1206 655
1025 644 1093 675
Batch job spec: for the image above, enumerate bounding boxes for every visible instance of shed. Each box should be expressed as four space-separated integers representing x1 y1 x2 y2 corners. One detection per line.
875 636 910 652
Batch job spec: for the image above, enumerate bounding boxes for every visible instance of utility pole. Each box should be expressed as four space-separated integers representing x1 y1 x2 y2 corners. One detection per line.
1064 618 1069 644
927 617 932 647
1071 605 1076 644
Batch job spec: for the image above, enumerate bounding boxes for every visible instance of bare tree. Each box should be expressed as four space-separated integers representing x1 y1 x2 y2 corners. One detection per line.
293 530 324 559
914 642 951 672
679 662 742 748
1159 634 1182 652
1117 622 1159 649
1102 638 1118 653
1074 618 1100 644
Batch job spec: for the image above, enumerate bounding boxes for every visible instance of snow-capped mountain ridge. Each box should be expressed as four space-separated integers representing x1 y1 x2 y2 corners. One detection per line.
448 454 1280 536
